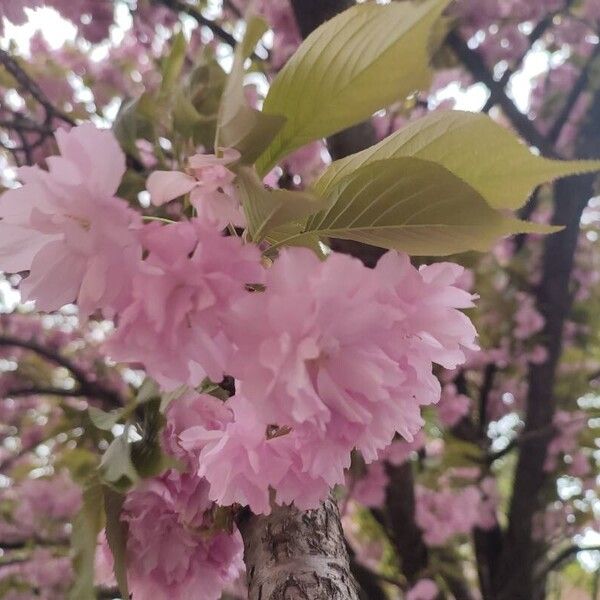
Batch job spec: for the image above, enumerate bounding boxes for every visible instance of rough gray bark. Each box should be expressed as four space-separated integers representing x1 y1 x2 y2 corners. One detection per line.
239 496 361 600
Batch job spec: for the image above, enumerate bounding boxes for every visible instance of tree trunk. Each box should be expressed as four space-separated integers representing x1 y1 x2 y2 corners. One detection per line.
239 495 361 600
495 87 600 600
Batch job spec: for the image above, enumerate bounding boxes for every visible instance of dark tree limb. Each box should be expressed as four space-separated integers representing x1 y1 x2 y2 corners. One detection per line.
155 0 241 51
446 30 557 157
481 0 575 113
383 461 428 585
0 334 124 408
547 43 600 146
495 88 600 600
0 49 75 127
537 545 600 578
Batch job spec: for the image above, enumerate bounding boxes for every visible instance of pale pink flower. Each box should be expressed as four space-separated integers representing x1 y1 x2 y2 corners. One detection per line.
568 451 591 478
196 396 292 515
163 391 233 468
349 461 387 508
544 410 586 471
229 248 436 463
415 484 481 545
107 219 263 388
438 383 471 427
514 292 545 340
146 149 245 228
407 579 439 600
0 124 141 316
122 476 243 600
379 431 426 465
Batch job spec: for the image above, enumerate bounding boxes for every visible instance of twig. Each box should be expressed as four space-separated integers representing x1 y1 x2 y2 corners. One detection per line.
547 43 600 145
0 48 75 127
156 0 240 49
446 30 558 157
486 423 557 463
481 0 575 113
538 545 600 578
0 334 124 407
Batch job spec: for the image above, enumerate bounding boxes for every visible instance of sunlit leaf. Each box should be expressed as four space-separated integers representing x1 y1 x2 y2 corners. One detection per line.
316 110 600 209
161 31 187 93
99 434 139 490
257 0 448 173
293 158 558 256
216 16 285 162
236 167 326 241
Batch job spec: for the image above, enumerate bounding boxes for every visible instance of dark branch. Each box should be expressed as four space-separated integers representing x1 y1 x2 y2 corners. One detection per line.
0 334 124 407
446 30 558 157
496 87 600 600
156 0 241 50
539 545 600 577
0 48 75 126
481 0 575 113
546 44 600 146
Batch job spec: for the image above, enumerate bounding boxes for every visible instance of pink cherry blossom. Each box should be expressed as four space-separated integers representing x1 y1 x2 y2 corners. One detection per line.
146 148 245 228
162 391 233 468
407 579 439 600
513 292 545 340
438 383 471 427
121 475 243 600
349 461 388 508
379 431 426 465
195 248 477 512
415 484 482 545
230 249 476 461
106 219 263 388
0 124 141 316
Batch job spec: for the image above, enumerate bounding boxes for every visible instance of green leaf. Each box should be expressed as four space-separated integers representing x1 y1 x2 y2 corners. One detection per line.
316 110 600 209
161 31 187 93
294 158 558 256
69 481 104 600
264 222 326 258
103 487 129 600
88 407 124 431
235 167 326 241
256 0 448 174
99 434 139 491
136 378 160 405
113 93 157 156
216 16 286 162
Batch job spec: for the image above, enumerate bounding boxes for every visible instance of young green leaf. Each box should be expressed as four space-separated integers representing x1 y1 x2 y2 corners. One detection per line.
99 434 139 491
292 158 558 256
236 167 326 241
88 406 125 431
103 487 129 600
256 0 448 174
316 110 600 209
69 481 105 600
161 31 187 93
216 16 285 162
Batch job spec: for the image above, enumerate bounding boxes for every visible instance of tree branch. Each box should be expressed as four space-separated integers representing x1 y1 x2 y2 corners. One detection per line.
446 30 558 157
495 87 600 600
0 334 124 408
155 0 241 51
538 545 600 578
481 0 575 113
0 49 75 127
546 44 600 146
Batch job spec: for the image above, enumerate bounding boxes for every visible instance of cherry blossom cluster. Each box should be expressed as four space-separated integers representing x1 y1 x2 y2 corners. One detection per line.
0 123 479 596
